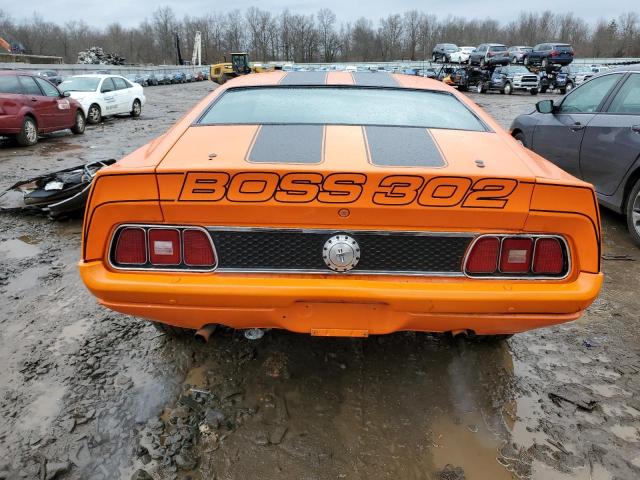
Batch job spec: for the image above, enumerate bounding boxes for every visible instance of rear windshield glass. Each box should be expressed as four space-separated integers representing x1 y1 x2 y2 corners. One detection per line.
489 46 507 51
198 87 486 132
58 77 100 92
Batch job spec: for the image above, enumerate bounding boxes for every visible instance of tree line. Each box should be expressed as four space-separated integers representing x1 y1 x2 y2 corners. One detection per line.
1 7 638 65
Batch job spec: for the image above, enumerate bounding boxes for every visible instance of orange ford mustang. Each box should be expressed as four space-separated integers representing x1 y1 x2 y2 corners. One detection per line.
79 71 603 339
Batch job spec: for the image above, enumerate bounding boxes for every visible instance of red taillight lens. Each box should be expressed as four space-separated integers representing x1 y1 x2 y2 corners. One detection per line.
466 236 500 273
114 227 146 264
148 229 181 265
500 238 533 273
183 229 216 267
533 238 564 274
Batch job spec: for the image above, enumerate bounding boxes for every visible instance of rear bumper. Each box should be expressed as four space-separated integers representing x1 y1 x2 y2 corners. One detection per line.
0 115 21 134
79 261 603 336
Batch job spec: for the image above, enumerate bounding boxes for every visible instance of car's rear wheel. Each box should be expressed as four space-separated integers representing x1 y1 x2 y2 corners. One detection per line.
530 88 539 95
625 178 640 246
71 110 85 134
523 56 529 66
504 82 513 95
87 104 102 124
131 99 142 117
152 321 194 338
16 116 38 146
565 81 574 92
475 82 486 94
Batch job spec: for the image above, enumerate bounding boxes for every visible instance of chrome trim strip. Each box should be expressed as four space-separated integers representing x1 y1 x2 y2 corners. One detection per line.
463 234 571 280
206 225 477 238
108 224 218 273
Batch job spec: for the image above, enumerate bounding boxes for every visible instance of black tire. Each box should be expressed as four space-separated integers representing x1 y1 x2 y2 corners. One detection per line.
432 53 437 62
625 178 640 247
540 86 548 94
559 88 567 95
131 99 142 118
541 58 549 69
511 56 517 64
530 88 539 95
513 131 527 147
504 82 513 95
16 116 38 146
444 54 450 63
71 110 85 134
475 82 486 94
219 73 230 84
523 56 529 66
152 322 194 338
565 81 574 92
480 58 486 67
87 104 102 124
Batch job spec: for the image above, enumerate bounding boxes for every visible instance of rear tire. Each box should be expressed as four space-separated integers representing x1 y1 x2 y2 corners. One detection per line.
16 116 38 146
87 104 102 124
530 88 539 95
131 99 142 117
625 178 640 247
71 110 85 134
565 81 574 92
523 56 529 66
152 322 194 338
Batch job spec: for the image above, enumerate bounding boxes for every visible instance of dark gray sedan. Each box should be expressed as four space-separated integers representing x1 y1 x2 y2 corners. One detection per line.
511 66 640 245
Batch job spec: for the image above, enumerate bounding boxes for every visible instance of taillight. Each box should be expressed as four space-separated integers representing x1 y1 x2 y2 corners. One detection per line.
148 229 181 265
550 50 559 56
110 226 216 271
466 237 500 273
114 227 146 264
183 229 216 266
532 238 564 274
465 235 567 277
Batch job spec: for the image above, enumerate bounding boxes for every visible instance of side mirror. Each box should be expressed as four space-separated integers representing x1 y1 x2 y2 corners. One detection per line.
62 91 70 97
536 99 554 114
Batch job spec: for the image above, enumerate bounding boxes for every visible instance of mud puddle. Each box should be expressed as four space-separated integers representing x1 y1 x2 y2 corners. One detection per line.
0 236 41 259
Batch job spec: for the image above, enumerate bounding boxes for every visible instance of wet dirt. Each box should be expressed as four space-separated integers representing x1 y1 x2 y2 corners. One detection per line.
0 82 639 480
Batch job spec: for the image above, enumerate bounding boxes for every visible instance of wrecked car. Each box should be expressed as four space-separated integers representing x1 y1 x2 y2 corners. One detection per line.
79 71 603 340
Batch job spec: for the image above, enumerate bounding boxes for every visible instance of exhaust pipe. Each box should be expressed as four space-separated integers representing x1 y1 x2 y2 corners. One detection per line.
195 324 217 343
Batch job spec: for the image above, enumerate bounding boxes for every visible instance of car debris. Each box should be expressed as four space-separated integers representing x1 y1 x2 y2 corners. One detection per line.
0 159 115 217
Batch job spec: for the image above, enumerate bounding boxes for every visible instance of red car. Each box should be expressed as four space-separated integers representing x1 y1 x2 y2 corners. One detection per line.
0 71 86 146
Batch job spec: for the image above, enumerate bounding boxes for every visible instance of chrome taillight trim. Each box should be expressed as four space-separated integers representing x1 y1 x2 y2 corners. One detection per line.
108 224 218 272
463 234 571 280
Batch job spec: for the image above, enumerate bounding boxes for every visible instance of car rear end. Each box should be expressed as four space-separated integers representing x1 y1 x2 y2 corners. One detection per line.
79 73 602 337
550 44 574 65
0 73 25 135
487 45 509 65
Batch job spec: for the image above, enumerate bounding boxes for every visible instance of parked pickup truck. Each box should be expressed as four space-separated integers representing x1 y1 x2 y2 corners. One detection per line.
523 43 574 68
489 65 539 95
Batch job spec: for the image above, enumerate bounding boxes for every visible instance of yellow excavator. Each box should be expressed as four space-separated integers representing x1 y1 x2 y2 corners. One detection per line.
210 53 268 84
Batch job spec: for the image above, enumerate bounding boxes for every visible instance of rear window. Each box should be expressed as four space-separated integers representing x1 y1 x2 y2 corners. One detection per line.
489 45 507 52
0 75 22 94
198 87 487 132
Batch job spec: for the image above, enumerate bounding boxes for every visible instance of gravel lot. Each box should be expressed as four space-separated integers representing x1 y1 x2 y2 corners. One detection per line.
0 81 639 480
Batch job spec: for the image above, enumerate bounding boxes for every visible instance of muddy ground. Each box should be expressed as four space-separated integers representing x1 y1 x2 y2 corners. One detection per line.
0 81 639 480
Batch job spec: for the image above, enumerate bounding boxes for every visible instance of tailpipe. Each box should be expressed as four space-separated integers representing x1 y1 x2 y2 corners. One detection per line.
195 324 217 343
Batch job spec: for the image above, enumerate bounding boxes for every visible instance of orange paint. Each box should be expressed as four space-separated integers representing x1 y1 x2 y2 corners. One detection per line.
79 73 603 336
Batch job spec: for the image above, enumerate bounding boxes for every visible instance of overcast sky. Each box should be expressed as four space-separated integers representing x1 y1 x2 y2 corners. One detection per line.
3 0 637 27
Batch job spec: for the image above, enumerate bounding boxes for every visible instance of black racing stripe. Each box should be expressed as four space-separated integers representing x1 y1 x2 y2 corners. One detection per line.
280 71 328 85
365 126 445 167
248 125 324 164
352 72 399 87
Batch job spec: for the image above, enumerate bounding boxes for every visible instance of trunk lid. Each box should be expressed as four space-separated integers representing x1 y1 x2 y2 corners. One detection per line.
155 125 536 232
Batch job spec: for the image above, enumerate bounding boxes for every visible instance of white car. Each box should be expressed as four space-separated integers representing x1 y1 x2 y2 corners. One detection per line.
345 65 358 72
58 74 145 124
449 46 476 63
